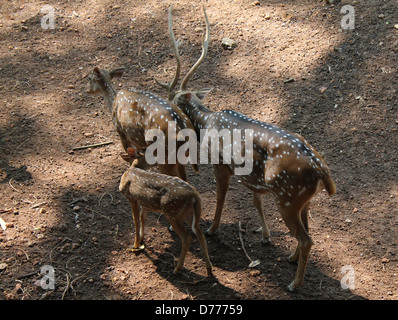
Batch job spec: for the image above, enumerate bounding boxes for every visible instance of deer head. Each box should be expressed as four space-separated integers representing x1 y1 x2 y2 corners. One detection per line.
87 67 125 95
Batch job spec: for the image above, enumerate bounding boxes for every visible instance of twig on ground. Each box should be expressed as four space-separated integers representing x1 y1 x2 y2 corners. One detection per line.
0 209 14 214
8 178 21 193
238 221 260 268
72 141 113 151
99 193 113 207
30 202 47 209
62 272 71 300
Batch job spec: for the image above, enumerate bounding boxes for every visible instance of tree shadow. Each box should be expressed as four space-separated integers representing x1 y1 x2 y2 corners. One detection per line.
0 112 34 184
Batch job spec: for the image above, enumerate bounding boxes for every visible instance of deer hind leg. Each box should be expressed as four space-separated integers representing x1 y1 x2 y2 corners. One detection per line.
195 227 213 276
207 164 232 236
278 202 314 291
252 192 271 244
190 200 213 276
288 201 311 263
169 208 192 275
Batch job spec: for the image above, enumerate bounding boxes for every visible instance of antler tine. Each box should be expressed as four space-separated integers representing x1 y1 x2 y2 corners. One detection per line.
180 5 210 91
155 5 181 99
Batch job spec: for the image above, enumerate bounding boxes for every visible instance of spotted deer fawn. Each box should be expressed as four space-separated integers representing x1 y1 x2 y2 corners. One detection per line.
156 5 336 291
119 148 212 276
87 67 198 180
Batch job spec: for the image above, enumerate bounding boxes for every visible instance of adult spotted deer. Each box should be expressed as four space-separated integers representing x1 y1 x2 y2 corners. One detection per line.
119 148 212 276
157 5 336 291
87 67 198 180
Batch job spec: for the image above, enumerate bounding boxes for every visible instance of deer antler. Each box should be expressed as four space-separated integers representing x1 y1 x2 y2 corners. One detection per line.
155 5 181 100
180 5 211 91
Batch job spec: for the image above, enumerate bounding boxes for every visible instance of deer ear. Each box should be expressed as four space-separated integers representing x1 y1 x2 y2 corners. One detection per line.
93 67 101 75
181 93 192 103
110 67 126 79
195 88 213 100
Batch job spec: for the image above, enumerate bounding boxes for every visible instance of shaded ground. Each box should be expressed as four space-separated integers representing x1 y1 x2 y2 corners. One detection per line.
0 0 397 300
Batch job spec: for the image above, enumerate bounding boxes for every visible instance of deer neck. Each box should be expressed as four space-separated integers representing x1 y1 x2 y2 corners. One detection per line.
101 80 117 113
179 97 212 133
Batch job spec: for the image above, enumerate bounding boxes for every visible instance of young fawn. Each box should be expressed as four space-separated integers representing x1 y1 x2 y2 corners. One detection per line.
119 148 212 276
86 67 198 180
156 6 336 291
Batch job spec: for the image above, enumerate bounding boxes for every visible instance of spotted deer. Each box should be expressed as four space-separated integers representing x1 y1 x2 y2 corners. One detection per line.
156 5 336 291
87 67 198 180
119 148 212 276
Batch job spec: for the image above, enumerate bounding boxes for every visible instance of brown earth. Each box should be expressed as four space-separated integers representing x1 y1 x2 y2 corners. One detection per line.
0 0 397 300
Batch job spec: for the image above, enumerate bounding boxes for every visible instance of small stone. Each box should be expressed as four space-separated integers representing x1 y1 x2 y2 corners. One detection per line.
249 269 261 277
262 13 271 20
14 283 23 294
222 38 238 50
0 262 8 271
73 206 80 212
319 86 328 93
100 273 107 280
381 257 390 263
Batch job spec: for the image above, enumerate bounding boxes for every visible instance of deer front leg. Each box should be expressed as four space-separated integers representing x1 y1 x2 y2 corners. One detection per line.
206 164 232 236
177 163 187 181
129 200 145 252
252 192 271 244
159 164 181 178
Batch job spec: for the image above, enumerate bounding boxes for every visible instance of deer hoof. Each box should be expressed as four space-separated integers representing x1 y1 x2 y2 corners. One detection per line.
288 253 299 263
287 282 296 292
205 227 216 236
130 244 145 252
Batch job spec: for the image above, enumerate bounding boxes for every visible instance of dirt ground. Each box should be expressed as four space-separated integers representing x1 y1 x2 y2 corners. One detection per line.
0 0 397 300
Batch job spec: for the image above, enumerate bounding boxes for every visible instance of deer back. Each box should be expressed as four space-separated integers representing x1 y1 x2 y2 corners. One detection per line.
113 89 196 153
119 165 199 213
